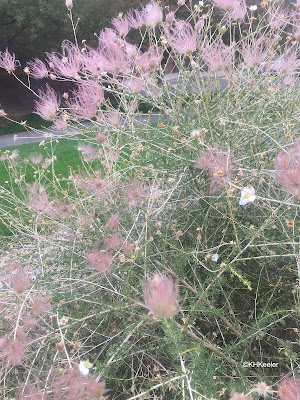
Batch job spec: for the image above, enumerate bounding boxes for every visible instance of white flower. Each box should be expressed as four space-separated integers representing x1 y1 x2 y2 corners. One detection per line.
253 382 274 398
79 360 92 376
58 316 69 326
190 130 201 139
249 5 257 11
239 185 256 206
211 253 219 262
198 1 204 5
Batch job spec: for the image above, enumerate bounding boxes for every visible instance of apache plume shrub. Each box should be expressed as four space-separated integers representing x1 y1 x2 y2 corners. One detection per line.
0 0 299 398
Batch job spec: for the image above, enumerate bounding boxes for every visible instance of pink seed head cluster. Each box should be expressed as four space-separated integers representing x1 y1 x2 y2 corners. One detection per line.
277 376 300 400
195 147 234 193
232 0 246 20
127 10 145 29
34 85 60 121
274 141 300 199
125 182 147 207
1 337 27 366
122 240 134 256
213 0 243 12
85 250 113 273
165 20 197 55
267 5 289 30
0 48 19 73
230 389 252 400
135 46 163 73
201 39 234 71
47 42 81 80
106 214 119 230
29 152 43 165
111 15 130 37
142 273 179 319
48 368 106 399
31 294 52 317
27 59 48 79
10 268 31 294
143 1 163 28
242 35 270 68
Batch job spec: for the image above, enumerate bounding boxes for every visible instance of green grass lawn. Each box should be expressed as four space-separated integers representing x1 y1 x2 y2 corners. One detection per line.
0 137 83 236
0 114 52 136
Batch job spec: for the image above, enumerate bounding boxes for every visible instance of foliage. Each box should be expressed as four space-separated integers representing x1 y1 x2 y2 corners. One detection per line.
0 0 299 399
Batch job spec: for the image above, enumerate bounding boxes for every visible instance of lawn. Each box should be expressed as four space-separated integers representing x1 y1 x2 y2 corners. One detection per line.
0 113 52 136
0 137 83 236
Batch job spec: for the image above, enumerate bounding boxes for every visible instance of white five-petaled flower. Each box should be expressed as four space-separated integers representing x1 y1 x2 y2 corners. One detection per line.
249 5 257 11
211 253 219 262
239 185 256 206
79 360 92 376
58 316 69 326
198 1 204 6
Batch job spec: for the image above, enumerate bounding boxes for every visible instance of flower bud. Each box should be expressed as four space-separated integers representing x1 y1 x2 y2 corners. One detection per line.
65 0 73 9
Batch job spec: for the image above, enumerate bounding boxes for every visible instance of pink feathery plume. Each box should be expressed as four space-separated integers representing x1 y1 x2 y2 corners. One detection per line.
242 35 270 67
97 41 130 75
34 85 60 121
292 11 300 40
230 0 246 21
77 143 102 162
31 294 52 317
66 82 104 119
46 41 81 79
52 117 68 131
106 111 122 127
274 141 300 199
106 214 119 230
267 5 290 30
195 147 234 193
10 268 31 294
0 48 19 73
126 77 145 94
125 182 147 207
111 15 130 37
27 59 48 79
105 235 121 250
230 389 252 400
143 1 163 28
135 46 163 73
165 20 197 55
85 249 113 273
127 9 145 29
29 153 43 165
277 48 300 79
201 38 234 71
142 273 179 319
122 240 133 256
277 376 300 400
18 380 45 400
212 0 242 12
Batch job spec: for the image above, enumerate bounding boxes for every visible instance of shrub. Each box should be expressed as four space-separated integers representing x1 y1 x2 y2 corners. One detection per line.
0 0 299 398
